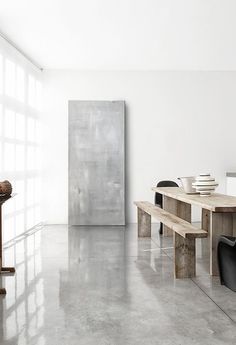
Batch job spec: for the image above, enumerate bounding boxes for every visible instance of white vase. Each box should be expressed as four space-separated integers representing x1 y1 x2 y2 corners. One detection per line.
192 173 218 196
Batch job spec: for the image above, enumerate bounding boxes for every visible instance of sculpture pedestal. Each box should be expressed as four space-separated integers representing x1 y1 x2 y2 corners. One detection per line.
0 194 16 294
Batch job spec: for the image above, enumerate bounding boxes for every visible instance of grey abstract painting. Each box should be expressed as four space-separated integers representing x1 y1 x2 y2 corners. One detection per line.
69 100 125 225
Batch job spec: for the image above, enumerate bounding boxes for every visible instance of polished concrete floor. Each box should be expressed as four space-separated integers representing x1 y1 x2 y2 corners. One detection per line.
0 224 236 345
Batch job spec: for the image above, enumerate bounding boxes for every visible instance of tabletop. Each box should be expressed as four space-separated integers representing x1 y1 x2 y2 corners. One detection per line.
152 187 236 212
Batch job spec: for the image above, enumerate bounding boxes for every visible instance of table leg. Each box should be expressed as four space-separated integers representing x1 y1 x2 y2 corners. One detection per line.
201 208 210 258
137 208 151 237
163 196 176 237
234 214 236 237
202 208 210 232
209 212 236 276
163 196 191 237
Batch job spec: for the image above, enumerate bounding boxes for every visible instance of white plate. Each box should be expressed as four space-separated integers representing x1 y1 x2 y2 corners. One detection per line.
192 181 218 187
195 177 215 181
197 188 215 193
195 186 216 191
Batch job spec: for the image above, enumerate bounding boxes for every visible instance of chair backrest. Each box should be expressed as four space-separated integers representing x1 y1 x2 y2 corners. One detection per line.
155 180 178 205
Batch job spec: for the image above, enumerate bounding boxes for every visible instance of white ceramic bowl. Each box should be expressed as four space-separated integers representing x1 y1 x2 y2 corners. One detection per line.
192 173 218 196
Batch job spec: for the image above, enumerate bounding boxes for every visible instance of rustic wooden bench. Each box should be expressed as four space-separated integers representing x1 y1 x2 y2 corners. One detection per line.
134 201 208 278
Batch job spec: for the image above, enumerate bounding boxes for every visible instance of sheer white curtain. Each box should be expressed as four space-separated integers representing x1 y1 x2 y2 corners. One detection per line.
0 36 43 244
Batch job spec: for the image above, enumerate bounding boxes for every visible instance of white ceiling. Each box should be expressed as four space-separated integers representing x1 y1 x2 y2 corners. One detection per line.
0 0 236 70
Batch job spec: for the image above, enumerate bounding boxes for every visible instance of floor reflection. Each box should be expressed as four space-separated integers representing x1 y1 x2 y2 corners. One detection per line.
0 224 235 345
1 229 44 345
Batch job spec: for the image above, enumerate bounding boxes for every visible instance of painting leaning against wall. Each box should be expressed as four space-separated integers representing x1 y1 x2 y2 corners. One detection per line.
68 100 125 226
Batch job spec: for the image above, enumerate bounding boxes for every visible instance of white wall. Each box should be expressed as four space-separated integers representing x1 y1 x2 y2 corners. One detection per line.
2 0 236 71
43 70 236 224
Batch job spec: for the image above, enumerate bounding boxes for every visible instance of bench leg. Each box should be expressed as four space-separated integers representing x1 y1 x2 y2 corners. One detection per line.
174 233 196 278
138 208 151 237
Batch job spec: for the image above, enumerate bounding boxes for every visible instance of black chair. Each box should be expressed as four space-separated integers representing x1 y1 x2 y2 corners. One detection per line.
218 235 236 292
154 180 178 235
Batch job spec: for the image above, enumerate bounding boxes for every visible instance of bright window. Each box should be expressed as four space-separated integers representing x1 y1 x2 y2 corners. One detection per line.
15 112 25 140
4 143 15 171
0 37 43 243
0 54 3 94
5 109 15 138
28 75 35 107
16 66 25 102
5 59 15 97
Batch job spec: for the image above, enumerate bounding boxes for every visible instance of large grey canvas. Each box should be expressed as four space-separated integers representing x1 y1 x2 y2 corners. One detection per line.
69 101 125 225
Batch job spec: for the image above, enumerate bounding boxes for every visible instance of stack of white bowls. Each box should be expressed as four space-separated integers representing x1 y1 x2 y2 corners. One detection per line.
192 173 218 196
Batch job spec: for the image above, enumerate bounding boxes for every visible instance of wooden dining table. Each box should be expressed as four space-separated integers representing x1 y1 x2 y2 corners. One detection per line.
152 187 236 276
